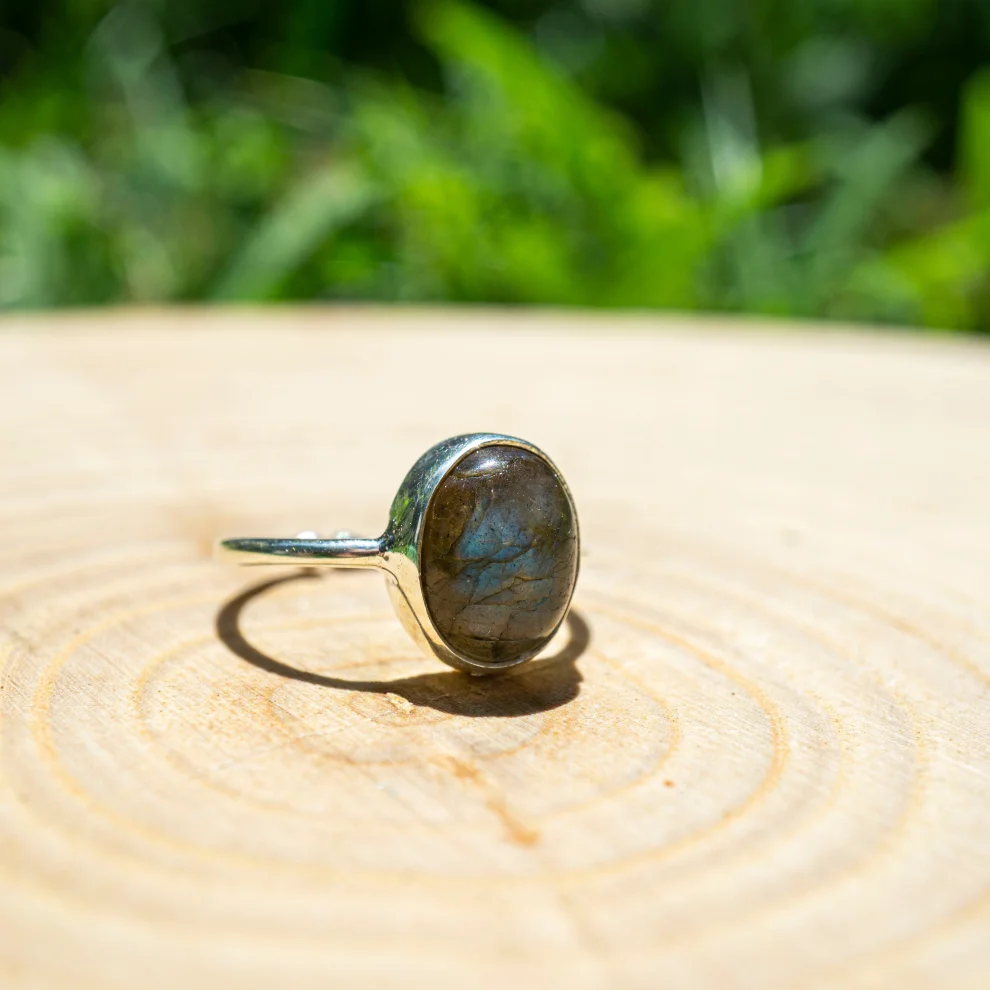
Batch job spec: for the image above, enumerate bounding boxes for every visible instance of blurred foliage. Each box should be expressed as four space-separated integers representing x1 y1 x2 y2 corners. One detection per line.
1 0 989 328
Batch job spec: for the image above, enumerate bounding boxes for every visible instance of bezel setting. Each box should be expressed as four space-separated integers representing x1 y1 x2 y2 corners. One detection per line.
380 433 580 675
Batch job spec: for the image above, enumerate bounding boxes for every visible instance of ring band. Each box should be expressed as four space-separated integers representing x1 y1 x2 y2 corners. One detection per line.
216 536 382 568
216 433 580 674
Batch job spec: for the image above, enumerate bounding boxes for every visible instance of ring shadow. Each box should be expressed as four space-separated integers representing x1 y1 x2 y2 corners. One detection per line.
215 571 590 718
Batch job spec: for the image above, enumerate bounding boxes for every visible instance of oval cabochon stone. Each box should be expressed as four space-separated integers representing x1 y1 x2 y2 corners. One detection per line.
421 444 579 664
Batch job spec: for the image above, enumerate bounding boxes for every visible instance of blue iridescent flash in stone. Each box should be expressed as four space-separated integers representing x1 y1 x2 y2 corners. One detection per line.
420 444 578 664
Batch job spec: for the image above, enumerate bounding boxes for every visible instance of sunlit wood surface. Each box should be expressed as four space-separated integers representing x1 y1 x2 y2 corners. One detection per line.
1 308 989 990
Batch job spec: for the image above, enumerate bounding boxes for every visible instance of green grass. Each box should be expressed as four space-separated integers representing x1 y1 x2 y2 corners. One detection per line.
1 0 989 329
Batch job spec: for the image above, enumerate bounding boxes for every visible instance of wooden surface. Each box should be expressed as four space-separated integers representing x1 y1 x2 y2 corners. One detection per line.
1 308 989 990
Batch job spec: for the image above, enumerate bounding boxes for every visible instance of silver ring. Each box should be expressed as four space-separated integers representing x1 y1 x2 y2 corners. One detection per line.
216 433 580 675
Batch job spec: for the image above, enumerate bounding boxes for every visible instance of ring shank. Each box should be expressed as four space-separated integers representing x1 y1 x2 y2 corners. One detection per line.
216 537 383 568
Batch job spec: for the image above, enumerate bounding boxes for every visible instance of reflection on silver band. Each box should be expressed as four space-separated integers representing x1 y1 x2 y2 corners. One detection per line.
216 537 383 568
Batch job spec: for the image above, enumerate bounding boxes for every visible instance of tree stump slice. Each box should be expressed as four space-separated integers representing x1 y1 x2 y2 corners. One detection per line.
0 309 988 989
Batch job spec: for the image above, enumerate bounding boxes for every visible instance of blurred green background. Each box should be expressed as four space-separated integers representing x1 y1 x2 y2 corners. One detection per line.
2 0 990 329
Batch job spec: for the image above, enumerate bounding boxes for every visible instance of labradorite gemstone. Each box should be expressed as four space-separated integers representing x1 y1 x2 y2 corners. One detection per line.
421 445 579 664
